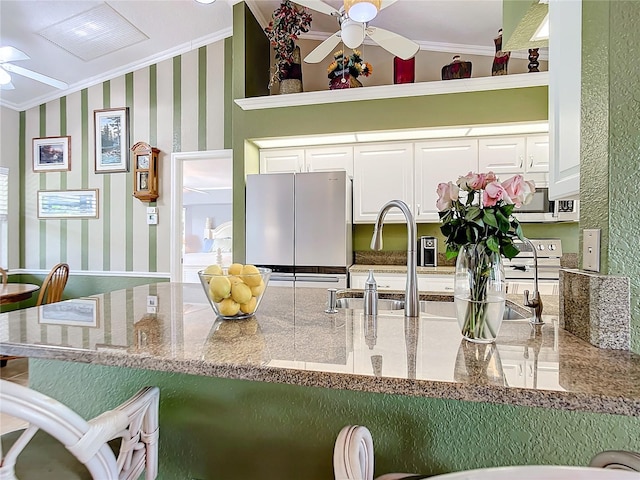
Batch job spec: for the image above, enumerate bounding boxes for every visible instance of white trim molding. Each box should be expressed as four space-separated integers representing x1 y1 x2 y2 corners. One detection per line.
235 71 549 111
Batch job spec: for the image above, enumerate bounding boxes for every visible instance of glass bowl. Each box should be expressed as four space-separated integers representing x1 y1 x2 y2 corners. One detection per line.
198 266 271 320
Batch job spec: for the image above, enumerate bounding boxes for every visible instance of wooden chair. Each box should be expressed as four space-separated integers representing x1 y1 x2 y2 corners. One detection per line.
0 379 160 479
0 267 7 285
35 262 70 306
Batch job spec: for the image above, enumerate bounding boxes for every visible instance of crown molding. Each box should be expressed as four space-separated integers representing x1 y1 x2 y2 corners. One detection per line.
0 27 233 112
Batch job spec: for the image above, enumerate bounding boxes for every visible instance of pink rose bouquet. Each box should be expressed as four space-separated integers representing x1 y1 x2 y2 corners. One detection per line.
437 171 536 260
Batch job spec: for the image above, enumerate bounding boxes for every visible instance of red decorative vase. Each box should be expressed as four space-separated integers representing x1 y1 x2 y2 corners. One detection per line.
394 56 415 84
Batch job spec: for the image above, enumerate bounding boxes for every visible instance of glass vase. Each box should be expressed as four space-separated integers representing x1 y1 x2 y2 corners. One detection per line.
454 244 506 343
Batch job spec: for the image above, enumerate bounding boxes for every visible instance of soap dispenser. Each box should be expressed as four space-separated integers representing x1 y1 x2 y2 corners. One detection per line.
363 269 378 316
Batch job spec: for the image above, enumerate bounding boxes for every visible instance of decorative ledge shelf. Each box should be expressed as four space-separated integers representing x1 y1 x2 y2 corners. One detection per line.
235 71 549 111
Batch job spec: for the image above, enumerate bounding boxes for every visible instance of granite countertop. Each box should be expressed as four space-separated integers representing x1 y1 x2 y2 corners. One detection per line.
350 264 456 275
1 283 639 416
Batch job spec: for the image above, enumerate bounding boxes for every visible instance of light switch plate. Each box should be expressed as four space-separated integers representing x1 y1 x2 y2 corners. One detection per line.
146 207 157 214
583 229 601 272
147 213 158 225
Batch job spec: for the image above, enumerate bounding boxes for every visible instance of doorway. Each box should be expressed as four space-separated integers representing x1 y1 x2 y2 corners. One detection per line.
170 150 233 282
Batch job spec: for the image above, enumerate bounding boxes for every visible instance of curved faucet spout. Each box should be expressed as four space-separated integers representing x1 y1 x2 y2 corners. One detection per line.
371 200 419 317
522 237 544 324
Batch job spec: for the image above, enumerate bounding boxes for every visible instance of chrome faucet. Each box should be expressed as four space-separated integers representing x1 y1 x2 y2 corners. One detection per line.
370 200 419 317
522 237 544 324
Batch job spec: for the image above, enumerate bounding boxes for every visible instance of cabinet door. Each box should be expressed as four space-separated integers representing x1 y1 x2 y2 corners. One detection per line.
259 148 304 173
414 139 478 222
418 275 454 293
305 146 353 176
525 135 549 173
478 137 526 174
350 272 407 290
353 143 413 223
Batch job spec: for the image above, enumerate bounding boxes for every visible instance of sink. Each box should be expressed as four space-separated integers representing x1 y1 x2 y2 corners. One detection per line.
335 296 527 320
335 297 405 311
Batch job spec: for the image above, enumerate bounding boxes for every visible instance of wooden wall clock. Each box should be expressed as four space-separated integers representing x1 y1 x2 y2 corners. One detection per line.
131 141 160 202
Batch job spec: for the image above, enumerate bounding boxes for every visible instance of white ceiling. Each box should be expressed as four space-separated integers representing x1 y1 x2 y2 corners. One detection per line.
0 0 509 112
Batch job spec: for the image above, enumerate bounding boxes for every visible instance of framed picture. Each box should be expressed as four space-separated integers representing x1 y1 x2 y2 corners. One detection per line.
39 298 99 328
32 136 71 172
94 107 129 173
37 189 99 219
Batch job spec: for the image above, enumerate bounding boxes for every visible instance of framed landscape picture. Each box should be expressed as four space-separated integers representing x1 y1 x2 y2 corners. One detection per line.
37 189 99 219
32 136 71 172
39 298 99 327
94 107 129 173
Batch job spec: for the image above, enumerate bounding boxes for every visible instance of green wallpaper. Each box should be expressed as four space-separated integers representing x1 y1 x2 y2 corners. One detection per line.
30 359 640 480
580 1 640 353
16 43 226 275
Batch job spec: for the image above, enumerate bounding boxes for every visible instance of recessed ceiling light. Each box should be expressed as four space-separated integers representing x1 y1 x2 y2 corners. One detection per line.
195 0 217 4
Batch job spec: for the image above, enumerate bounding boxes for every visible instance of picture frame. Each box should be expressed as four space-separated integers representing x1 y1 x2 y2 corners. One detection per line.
39 298 99 328
37 189 99 219
94 107 129 173
32 136 71 172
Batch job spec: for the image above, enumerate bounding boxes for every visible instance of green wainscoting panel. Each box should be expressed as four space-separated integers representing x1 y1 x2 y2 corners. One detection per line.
30 359 640 480
0 275 168 313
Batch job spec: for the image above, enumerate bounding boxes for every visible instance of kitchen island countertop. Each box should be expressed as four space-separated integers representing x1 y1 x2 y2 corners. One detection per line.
1 283 638 416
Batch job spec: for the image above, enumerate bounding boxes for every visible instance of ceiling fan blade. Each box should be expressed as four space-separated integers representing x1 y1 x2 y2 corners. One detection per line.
379 0 400 11
0 81 15 90
304 32 342 63
0 46 29 63
366 27 419 60
292 0 339 16
1 64 68 89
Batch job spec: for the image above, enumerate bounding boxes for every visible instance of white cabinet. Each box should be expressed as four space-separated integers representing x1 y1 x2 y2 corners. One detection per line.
259 146 353 175
478 135 549 186
548 0 581 199
259 148 304 174
350 272 454 293
304 146 353 176
478 137 526 173
353 143 414 223
414 139 478 222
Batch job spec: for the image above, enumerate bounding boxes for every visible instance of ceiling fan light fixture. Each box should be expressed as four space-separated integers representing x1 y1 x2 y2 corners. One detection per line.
0 67 11 86
341 19 366 49
344 0 380 22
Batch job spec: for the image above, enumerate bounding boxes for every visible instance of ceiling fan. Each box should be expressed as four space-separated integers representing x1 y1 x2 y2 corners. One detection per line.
0 46 68 91
294 0 419 64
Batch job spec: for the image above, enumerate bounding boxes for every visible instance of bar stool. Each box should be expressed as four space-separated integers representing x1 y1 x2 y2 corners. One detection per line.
0 379 159 479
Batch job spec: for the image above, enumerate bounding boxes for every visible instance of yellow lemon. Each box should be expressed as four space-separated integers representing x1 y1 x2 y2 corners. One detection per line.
231 282 252 304
218 298 240 316
240 296 257 314
250 279 265 297
242 264 262 287
228 263 244 276
209 275 231 302
204 264 222 275
228 275 244 286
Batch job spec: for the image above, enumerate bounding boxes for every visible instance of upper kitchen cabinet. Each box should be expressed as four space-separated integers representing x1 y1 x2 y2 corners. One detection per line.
259 146 353 175
414 139 478 222
548 0 581 199
479 134 549 186
353 143 413 223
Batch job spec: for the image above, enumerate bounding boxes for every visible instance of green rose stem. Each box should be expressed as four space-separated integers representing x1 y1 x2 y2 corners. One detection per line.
461 244 494 340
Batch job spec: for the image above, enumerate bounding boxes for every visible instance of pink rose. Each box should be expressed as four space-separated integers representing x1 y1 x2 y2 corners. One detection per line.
483 181 513 207
485 171 497 185
436 181 459 211
502 175 536 207
456 172 475 191
468 173 486 190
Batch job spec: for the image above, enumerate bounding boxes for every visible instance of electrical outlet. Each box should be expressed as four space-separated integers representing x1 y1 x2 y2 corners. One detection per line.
583 229 601 272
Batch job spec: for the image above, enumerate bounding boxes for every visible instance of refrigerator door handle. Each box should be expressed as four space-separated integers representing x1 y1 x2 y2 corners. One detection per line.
295 275 342 283
271 275 296 283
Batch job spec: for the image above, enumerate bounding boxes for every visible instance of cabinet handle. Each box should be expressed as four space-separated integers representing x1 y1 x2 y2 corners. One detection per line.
416 204 421 215
519 155 524 169
529 155 534 169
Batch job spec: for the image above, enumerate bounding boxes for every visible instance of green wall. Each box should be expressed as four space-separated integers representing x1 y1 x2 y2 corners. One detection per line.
580 0 640 353
30 359 640 480
353 222 580 254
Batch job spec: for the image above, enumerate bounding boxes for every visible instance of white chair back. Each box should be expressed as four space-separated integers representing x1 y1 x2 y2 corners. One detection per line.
0 380 159 480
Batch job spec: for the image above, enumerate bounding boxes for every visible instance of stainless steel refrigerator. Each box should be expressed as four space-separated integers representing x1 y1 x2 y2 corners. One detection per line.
245 171 353 287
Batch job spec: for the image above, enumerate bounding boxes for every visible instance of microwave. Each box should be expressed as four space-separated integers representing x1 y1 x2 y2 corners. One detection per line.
515 188 579 222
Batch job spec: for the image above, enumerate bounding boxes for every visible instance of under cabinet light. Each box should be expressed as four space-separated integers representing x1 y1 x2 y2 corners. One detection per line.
467 122 548 136
253 134 357 149
355 128 470 142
